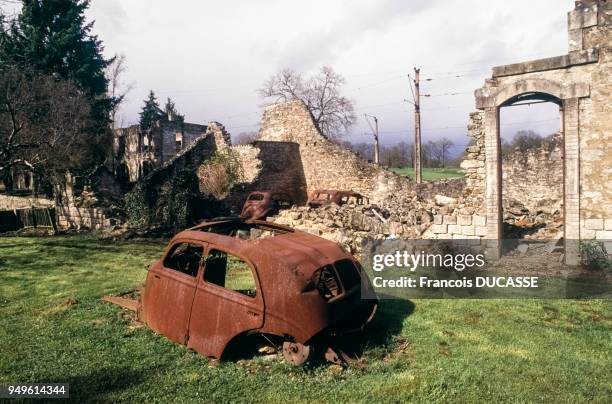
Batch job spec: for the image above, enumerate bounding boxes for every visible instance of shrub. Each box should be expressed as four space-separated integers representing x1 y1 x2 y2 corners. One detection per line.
580 240 612 272
197 149 244 199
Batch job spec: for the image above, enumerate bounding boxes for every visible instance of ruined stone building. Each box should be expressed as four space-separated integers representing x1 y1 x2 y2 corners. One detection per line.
5 0 607 260
229 100 416 209
113 112 231 184
438 0 612 263
240 1 611 263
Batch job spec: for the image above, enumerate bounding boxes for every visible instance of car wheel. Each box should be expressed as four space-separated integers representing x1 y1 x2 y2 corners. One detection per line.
282 341 313 366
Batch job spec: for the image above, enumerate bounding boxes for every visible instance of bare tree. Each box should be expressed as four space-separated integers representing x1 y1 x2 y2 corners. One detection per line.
259 68 304 102
259 66 356 139
430 137 455 168
106 53 134 131
0 66 92 191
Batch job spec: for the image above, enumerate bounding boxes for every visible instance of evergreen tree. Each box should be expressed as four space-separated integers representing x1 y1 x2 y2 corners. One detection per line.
139 91 163 132
163 97 184 123
0 0 112 130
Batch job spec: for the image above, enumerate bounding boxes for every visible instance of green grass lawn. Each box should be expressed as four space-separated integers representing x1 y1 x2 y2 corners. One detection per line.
390 167 464 181
0 235 610 403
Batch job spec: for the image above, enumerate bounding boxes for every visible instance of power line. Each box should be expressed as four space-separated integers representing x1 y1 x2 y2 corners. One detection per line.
424 91 473 97
376 117 559 135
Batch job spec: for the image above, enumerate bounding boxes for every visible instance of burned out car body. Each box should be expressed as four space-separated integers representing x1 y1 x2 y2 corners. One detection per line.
140 219 377 361
307 190 368 208
240 191 294 220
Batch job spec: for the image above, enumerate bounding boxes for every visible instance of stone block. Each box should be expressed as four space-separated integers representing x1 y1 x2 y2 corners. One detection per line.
460 159 483 170
461 225 475 236
443 215 457 225
457 215 472 226
568 5 598 30
448 224 460 234
568 28 583 52
585 218 604 230
595 231 612 241
605 219 612 231
432 224 447 234
433 215 443 225
472 215 486 226
436 195 458 206
475 226 487 236
581 228 596 239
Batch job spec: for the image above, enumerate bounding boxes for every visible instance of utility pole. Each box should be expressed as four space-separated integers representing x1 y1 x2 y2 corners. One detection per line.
364 114 380 165
413 67 422 184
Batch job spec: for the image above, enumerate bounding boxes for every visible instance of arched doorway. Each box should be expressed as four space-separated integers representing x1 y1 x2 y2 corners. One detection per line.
499 93 564 247
476 78 589 264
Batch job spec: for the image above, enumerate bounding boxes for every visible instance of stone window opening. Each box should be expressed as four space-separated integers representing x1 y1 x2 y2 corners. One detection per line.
175 132 183 152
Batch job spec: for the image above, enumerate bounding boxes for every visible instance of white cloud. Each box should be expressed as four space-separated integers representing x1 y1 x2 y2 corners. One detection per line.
85 0 573 144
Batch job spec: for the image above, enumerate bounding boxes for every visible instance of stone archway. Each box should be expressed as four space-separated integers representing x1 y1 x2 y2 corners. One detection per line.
475 78 590 263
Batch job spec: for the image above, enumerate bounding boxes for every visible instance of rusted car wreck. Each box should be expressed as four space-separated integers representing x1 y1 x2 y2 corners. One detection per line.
240 191 293 220
105 219 377 365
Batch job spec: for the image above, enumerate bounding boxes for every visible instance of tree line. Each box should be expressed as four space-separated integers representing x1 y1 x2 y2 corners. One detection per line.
0 0 118 194
342 137 458 168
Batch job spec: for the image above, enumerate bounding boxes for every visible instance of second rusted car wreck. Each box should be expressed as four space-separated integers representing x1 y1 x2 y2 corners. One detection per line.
239 191 293 220
105 219 377 366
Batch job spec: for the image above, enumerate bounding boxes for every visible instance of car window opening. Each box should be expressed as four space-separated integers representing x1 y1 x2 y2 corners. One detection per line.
204 249 257 298
200 221 291 241
163 243 203 277
248 193 265 201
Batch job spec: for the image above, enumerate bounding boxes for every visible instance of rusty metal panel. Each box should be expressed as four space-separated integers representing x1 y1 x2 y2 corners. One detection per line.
187 278 264 358
142 242 202 345
102 296 139 312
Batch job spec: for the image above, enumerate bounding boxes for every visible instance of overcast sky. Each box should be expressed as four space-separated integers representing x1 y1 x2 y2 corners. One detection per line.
20 1 577 147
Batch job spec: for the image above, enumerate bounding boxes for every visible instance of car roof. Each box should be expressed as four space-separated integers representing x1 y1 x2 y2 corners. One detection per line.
173 219 350 276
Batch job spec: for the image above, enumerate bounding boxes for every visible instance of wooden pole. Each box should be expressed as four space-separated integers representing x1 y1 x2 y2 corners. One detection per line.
365 114 380 165
373 116 379 165
414 68 422 184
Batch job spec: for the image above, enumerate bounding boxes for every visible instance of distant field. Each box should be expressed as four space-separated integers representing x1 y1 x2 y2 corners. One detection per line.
390 167 464 181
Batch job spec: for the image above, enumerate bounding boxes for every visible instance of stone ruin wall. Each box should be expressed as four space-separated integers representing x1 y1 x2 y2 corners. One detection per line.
574 1 612 241
460 111 486 211
0 194 54 210
225 141 308 212
492 0 611 244
225 99 469 251
434 0 612 247
160 122 207 163
502 134 564 238
114 121 230 184
431 117 565 241
255 100 416 204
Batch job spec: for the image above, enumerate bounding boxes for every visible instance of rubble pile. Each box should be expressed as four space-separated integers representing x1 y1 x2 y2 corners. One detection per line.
503 198 563 239
271 192 440 255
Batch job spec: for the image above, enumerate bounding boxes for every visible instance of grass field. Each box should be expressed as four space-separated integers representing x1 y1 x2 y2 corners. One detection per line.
0 235 610 403
390 167 464 181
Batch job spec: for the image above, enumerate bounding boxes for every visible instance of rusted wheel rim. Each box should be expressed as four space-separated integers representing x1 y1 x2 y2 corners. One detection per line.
282 341 312 366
